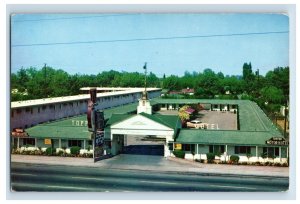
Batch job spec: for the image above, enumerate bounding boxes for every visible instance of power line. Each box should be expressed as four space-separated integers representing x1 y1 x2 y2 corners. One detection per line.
12 14 136 22
12 31 289 48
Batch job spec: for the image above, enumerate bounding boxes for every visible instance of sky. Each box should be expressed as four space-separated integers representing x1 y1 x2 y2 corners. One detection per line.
11 13 289 77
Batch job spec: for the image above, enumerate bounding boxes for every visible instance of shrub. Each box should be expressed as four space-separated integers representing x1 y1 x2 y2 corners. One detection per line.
173 150 185 159
46 147 53 156
206 153 215 163
70 146 81 155
57 150 64 156
214 151 221 158
230 155 240 164
255 161 261 166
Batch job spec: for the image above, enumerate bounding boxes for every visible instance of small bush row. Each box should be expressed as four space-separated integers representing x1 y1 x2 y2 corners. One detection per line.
11 147 93 158
173 150 185 158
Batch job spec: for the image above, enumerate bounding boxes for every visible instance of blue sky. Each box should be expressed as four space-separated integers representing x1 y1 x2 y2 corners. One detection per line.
11 13 289 77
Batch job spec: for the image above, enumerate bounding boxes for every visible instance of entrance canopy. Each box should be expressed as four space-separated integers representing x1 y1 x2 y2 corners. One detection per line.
105 112 181 140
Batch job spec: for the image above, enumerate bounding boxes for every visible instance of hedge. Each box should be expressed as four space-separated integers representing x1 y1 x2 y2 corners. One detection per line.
230 155 240 164
70 146 81 155
173 150 185 159
206 153 215 163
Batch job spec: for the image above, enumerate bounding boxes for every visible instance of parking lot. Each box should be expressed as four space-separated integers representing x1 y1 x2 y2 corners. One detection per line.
195 110 237 130
157 109 237 130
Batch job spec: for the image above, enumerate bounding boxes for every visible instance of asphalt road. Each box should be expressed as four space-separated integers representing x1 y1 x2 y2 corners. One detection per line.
11 162 289 192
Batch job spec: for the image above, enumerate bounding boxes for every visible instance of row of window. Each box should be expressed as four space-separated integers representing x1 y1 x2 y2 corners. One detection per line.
179 144 281 157
212 105 237 109
16 138 93 148
11 101 87 118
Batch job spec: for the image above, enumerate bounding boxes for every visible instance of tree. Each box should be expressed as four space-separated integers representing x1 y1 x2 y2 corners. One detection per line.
178 105 191 123
242 62 255 93
162 75 180 90
260 86 284 104
194 68 221 98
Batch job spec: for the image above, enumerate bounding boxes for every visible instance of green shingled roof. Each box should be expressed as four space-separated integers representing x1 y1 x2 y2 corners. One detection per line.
151 98 281 135
25 98 283 146
26 125 92 139
26 102 138 139
105 112 180 131
139 112 180 130
176 129 286 146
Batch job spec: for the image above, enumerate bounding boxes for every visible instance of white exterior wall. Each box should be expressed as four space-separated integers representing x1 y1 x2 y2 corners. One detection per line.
181 145 288 163
229 105 238 113
109 114 175 157
11 89 161 129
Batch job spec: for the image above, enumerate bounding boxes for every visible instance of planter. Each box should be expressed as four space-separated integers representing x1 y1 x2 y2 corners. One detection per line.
213 159 221 164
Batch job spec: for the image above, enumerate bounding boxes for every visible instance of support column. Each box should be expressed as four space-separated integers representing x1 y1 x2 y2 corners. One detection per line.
59 139 62 148
279 147 282 162
225 145 228 162
83 140 86 149
17 137 20 149
35 138 37 148
196 144 199 154
256 146 258 161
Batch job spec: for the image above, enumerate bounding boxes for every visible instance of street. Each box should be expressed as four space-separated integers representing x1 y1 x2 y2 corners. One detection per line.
11 162 289 192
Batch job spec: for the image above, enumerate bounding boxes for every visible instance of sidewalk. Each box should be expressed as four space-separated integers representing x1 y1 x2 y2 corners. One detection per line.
10 154 289 178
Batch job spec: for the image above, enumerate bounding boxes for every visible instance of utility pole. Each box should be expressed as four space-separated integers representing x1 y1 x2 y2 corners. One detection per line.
44 63 47 97
143 62 147 93
284 99 288 138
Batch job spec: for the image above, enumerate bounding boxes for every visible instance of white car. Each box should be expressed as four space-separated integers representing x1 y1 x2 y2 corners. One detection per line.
186 120 202 128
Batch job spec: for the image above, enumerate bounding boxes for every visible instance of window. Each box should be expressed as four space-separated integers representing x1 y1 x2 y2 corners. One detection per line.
11 110 14 118
42 105 47 110
88 140 93 146
23 138 35 146
38 107 40 113
209 145 225 154
235 146 251 154
182 144 195 152
213 105 218 108
263 147 280 157
182 144 191 151
25 107 30 112
68 140 82 148
16 109 22 114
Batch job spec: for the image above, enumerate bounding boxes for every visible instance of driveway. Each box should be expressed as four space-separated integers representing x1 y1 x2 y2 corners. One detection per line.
100 154 191 172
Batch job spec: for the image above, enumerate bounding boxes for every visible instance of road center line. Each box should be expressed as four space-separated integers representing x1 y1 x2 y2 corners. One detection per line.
140 180 177 185
209 184 257 190
72 176 105 181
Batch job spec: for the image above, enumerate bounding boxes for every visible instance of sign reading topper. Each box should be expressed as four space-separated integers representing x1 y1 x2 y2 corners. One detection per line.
266 137 289 146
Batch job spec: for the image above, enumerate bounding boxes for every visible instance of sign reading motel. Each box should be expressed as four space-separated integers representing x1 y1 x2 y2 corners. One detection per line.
266 137 289 146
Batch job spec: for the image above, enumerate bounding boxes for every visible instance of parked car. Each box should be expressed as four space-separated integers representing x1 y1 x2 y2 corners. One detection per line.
187 120 202 128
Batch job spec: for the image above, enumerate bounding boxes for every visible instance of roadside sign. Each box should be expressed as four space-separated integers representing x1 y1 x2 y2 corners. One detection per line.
175 143 182 150
94 130 105 162
44 139 52 145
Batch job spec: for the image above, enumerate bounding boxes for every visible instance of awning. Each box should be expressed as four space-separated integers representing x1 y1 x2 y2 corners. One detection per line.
185 107 195 114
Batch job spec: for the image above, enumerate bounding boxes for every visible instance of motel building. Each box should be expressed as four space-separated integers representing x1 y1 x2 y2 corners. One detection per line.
11 88 289 164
